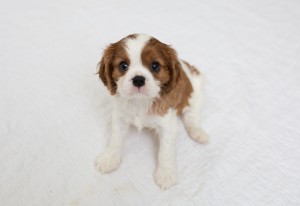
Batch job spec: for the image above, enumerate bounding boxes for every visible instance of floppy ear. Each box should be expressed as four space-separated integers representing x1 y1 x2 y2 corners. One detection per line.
98 44 117 95
161 45 181 94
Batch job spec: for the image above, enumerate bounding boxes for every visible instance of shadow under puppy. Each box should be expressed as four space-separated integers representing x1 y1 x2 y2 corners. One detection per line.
96 33 208 189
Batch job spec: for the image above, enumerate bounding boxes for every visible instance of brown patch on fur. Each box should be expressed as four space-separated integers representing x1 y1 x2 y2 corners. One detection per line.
150 70 193 116
126 34 138 39
141 38 180 95
98 35 134 95
142 38 193 116
182 60 200 75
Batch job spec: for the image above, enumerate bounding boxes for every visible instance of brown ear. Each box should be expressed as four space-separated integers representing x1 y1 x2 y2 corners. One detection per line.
161 45 181 94
98 44 117 95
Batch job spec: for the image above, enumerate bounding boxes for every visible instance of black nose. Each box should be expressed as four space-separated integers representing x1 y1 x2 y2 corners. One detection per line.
132 76 145 88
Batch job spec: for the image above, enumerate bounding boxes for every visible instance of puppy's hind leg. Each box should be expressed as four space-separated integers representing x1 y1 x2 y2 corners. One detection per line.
182 108 208 144
182 88 208 144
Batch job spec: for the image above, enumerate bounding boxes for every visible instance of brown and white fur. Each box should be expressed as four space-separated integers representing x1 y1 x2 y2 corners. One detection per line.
95 34 208 189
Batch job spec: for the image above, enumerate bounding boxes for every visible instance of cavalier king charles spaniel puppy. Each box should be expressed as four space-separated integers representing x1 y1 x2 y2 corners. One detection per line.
95 34 208 189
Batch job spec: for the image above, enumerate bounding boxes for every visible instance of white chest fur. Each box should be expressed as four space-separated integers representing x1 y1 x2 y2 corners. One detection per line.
113 97 157 131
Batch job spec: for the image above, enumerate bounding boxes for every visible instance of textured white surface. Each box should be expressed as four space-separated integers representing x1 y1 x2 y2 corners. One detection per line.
1 0 300 205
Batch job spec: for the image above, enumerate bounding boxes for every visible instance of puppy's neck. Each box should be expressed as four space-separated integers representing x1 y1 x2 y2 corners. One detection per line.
113 96 156 131
113 95 154 115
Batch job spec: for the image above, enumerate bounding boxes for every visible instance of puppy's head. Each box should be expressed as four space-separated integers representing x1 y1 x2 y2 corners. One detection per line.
99 34 181 99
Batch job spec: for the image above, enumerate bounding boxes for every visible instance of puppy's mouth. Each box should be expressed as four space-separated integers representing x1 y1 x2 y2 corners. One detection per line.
130 87 149 97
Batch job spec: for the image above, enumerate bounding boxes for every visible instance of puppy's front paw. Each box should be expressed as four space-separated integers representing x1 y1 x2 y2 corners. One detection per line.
95 152 121 173
154 167 178 190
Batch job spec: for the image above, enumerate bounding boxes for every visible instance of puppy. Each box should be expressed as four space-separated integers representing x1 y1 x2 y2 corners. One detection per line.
95 34 208 189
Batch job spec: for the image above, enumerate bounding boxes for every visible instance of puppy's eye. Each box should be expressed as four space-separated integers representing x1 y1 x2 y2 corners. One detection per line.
119 62 128 72
151 62 160 72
